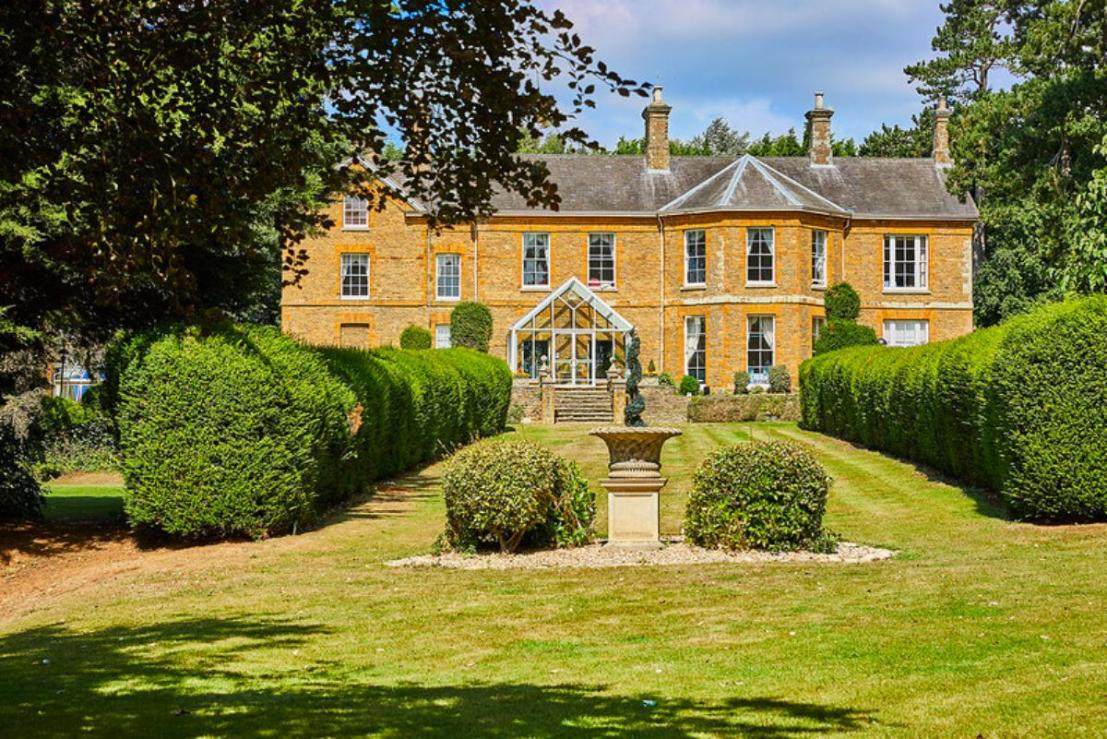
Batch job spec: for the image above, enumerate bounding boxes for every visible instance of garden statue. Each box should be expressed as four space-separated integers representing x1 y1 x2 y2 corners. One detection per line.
591 326 681 547
623 328 646 427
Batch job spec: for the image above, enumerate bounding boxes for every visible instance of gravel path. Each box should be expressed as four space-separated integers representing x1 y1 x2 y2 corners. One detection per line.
385 540 894 570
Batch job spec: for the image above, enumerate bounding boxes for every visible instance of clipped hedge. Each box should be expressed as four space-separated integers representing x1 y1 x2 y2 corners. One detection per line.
689 393 800 423
317 346 511 483
117 325 356 538
812 319 878 355
800 297 1107 521
449 301 493 352
115 325 512 539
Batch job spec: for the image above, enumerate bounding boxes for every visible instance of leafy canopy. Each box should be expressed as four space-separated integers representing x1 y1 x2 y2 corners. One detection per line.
0 0 646 348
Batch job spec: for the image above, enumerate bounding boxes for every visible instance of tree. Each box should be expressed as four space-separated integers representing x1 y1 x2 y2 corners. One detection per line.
747 129 805 157
689 118 749 156
1066 136 1107 293
904 0 1012 104
908 0 1107 325
0 0 646 350
859 109 936 158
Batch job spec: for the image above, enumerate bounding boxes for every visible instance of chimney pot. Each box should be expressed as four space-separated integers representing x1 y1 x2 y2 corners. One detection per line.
642 86 672 171
805 91 834 166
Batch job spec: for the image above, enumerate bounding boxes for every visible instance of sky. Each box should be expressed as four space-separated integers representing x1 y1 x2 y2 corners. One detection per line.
535 0 952 147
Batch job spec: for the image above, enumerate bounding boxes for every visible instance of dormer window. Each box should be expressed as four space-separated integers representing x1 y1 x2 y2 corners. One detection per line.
343 196 369 229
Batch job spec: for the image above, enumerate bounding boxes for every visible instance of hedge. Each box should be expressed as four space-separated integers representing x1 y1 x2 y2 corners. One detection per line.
117 325 356 538
689 393 800 423
449 301 493 352
399 325 432 350
114 325 512 539
800 297 1107 521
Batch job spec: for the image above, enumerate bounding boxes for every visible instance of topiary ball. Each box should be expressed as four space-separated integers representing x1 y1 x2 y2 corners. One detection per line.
684 440 835 552
449 301 493 352
678 375 701 396
399 324 432 350
824 282 861 321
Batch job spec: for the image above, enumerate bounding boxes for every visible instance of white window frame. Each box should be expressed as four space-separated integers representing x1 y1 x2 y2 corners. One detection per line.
436 253 462 301
747 315 775 385
883 319 930 347
811 230 827 288
684 315 706 383
343 196 369 230
684 230 706 287
746 227 775 286
883 235 929 291
812 316 826 352
340 253 370 299
435 324 452 349
587 233 616 289
521 233 551 289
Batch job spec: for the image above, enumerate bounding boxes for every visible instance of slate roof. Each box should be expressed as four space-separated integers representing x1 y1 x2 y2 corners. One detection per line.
481 154 977 221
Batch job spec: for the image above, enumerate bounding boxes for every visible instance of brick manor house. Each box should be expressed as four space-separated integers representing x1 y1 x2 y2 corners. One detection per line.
281 90 977 389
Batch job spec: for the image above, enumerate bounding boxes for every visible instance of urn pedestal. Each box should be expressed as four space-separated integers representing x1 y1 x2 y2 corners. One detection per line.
588 427 682 548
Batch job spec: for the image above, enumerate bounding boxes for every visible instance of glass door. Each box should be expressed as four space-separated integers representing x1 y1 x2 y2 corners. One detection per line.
573 334 593 385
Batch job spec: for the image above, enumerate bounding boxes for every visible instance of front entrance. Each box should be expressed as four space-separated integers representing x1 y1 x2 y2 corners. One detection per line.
509 278 633 387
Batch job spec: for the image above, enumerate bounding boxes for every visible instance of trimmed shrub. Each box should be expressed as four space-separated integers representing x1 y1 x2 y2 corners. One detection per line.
800 296 1107 521
117 325 355 539
449 301 493 352
657 372 675 388
0 420 43 520
823 282 861 321
768 365 791 393
399 324 432 350
647 359 656 374
442 440 594 552
733 370 750 394
813 319 878 355
114 324 514 540
318 346 512 482
689 394 801 423
678 375 701 396
684 441 834 552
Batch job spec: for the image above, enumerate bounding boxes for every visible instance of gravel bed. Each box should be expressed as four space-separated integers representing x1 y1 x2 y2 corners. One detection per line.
385 540 894 570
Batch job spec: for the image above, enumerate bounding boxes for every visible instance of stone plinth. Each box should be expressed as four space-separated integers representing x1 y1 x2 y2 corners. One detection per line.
589 426 682 547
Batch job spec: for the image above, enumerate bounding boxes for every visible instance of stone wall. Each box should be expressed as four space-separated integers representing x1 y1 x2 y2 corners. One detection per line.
638 386 691 425
509 381 541 422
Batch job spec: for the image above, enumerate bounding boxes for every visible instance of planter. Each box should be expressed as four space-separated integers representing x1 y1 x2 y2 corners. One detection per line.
588 426 682 547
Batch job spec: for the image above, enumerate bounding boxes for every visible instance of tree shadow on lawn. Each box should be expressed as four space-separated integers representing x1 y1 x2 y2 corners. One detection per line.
324 471 440 523
0 616 884 737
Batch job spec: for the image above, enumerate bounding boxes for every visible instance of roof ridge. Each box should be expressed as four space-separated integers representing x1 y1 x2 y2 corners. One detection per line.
718 155 752 207
658 159 742 212
747 157 847 213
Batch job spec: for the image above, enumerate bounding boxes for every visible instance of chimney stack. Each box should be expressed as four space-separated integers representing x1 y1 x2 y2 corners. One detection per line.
933 96 953 167
805 92 834 166
642 87 672 172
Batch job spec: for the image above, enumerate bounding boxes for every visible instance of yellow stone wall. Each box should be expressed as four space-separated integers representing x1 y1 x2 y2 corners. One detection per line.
282 194 974 388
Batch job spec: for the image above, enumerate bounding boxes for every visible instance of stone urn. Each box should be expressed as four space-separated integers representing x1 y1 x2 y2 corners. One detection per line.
589 426 682 547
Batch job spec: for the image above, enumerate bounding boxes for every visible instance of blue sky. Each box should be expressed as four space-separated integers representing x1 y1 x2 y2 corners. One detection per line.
536 0 951 146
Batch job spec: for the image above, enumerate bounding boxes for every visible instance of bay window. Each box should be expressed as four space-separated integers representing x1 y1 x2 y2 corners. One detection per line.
812 230 827 287
684 230 706 286
747 315 775 385
747 228 775 284
883 235 928 290
684 315 706 382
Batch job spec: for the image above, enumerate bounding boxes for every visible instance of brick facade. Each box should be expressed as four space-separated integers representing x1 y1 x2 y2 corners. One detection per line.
282 196 974 389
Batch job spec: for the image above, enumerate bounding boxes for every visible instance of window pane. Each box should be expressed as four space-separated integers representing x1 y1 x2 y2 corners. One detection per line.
684 315 706 382
812 316 825 352
341 253 369 297
343 196 368 228
588 233 615 287
747 315 775 384
811 231 826 286
685 230 706 284
435 324 452 348
436 254 461 299
523 233 550 286
747 228 774 283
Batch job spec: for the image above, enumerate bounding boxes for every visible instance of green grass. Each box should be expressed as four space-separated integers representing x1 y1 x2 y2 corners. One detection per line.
42 483 125 522
3 422 1106 736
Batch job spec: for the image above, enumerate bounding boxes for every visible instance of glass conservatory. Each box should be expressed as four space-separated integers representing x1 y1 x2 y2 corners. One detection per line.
509 278 634 386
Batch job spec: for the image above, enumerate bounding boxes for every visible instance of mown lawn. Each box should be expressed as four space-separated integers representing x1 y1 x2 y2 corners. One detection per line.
2 422 1106 736
42 483 125 523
